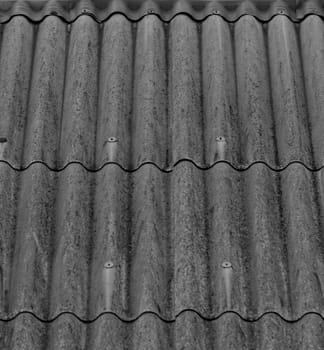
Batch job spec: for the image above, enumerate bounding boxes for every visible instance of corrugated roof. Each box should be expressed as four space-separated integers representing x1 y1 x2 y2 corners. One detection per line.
1 0 324 349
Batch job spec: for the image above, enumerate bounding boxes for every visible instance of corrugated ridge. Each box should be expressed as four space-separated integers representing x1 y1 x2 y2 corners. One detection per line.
0 0 322 23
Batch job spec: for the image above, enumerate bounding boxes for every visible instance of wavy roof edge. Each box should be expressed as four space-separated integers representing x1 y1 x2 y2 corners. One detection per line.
0 160 323 173
0 0 322 23
2 309 324 324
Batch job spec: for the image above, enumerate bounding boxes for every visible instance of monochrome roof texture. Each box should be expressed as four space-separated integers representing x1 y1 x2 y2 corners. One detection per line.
0 0 324 349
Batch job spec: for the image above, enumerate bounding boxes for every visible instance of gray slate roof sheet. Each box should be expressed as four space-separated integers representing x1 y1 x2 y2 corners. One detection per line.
1 10 324 170
0 0 324 349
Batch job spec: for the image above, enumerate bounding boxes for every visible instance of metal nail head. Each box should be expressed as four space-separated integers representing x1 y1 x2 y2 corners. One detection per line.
107 137 118 143
104 261 114 269
222 261 232 269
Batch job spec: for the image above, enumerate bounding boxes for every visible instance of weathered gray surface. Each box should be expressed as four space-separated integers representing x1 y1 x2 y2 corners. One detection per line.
202 16 239 165
22 16 66 167
268 15 313 167
58 16 98 168
0 17 33 166
301 15 324 167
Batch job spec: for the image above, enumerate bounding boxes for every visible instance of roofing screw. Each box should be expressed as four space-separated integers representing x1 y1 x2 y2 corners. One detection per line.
147 8 154 14
212 10 220 15
50 11 58 15
106 137 118 162
216 136 226 160
278 10 285 14
222 261 233 309
82 9 91 14
102 261 116 311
